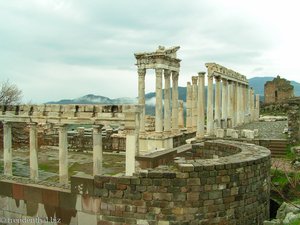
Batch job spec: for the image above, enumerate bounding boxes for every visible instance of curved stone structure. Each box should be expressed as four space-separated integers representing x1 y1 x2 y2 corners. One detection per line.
0 140 271 225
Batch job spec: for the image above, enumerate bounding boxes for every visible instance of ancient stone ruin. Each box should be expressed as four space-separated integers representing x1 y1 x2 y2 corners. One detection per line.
0 46 271 224
264 75 294 104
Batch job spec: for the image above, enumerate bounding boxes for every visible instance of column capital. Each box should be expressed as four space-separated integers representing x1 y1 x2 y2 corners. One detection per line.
227 80 233 84
198 72 206 77
93 124 104 133
155 68 163 77
164 69 171 79
2 121 12 127
192 76 198 85
187 81 191 86
172 71 179 80
221 78 228 83
214 76 221 82
138 68 146 77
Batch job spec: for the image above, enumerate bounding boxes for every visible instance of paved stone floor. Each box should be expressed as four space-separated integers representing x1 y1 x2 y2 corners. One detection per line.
236 121 288 139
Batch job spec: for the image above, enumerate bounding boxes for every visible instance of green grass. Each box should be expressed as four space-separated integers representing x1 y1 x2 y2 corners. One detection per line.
289 218 300 225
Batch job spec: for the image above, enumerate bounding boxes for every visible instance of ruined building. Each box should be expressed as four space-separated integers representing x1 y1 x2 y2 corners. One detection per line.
264 75 294 104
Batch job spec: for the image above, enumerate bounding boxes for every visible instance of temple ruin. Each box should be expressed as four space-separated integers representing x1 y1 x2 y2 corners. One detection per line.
0 46 271 224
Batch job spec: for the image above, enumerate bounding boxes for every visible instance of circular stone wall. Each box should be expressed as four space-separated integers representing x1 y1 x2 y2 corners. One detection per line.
77 140 271 225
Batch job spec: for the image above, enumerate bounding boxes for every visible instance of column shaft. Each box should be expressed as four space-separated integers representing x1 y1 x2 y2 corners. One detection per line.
207 75 214 135
93 125 103 176
155 68 163 133
227 81 234 128
29 123 39 181
250 88 255 122
3 122 12 176
221 78 228 128
192 76 198 131
236 83 241 125
59 125 68 184
138 68 146 132
214 77 221 128
178 100 184 128
197 72 205 138
186 82 192 131
172 71 179 133
164 70 171 133
256 94 260 121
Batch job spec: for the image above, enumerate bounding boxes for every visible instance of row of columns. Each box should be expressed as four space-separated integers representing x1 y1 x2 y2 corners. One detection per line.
138 68 179 134
2 122 105 184
186 73 260 138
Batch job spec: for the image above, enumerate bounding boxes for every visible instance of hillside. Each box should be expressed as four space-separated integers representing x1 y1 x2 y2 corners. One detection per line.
47 77 300 113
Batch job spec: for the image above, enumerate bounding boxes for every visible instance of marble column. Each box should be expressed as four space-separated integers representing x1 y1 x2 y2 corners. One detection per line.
29 123 39 181
155 68 163 133
178 100 184 129
214 77 221 128
236 83 241 126
241 84 246 124
256 94 260 121
192 76 198 131
126 108 140 176
138 68 146 133
207 74 214 135
232 82 237 127
197 72 205 138
227 81 234 128
221 78 228 128
250 88 255 122
164 70 171 133
186 82 192 131
3 122 12 176
59 124 68 184
93 125 103 176
172 71 179 133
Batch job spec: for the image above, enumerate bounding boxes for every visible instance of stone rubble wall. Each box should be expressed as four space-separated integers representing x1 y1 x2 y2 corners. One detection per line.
0 140 271 225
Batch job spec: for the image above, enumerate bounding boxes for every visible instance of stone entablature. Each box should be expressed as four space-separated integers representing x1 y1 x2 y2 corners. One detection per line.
135 46 181 72
0 104 142 126
205 62 248 85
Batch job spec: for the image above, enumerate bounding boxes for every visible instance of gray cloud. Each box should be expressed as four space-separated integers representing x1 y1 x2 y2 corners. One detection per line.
0 0 299 103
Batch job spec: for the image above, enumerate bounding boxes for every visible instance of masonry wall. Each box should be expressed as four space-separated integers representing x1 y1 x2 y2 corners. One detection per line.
0 140 271 225
264 76 294 104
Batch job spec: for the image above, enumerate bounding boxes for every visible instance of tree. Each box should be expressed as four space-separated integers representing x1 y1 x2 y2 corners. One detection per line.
0 80 22 105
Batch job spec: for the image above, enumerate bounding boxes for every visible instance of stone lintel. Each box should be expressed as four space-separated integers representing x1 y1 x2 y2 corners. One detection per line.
205 62 248 85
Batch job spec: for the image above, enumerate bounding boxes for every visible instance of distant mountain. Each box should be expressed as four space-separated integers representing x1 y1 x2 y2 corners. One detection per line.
47 77 300 110
46 94 137 105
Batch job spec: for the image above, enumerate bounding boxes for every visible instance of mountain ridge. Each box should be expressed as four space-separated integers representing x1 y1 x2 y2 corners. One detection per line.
46 77 300 105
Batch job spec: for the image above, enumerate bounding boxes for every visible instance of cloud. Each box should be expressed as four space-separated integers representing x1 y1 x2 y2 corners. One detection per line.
1 0 300 103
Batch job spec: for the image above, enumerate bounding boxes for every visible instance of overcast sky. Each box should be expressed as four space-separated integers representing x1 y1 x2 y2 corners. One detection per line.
1 0 300 103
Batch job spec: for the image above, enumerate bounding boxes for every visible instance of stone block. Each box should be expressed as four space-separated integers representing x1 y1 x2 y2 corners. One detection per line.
226 129 234 137
0 181 12 197
8 198 27 215
231 130 239 139
216 129 225 138
71 174 94 195
245 130 255 139
77 211 97 225
254 129 259 137
24 186 42 203
12 184 24 200
59 191 77 210
42 189 59 207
